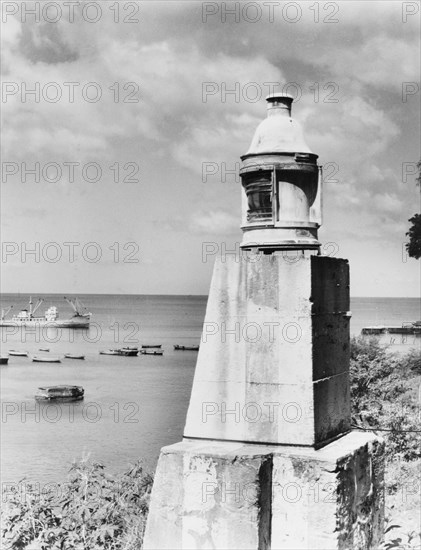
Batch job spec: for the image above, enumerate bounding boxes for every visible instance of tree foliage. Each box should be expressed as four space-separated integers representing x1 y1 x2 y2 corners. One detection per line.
406 213 421 259
350 337 421 462
405 160 421 259
1 459 153 550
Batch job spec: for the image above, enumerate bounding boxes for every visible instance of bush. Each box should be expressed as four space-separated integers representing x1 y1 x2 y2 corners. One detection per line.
1 458 153 550
350 337 421 463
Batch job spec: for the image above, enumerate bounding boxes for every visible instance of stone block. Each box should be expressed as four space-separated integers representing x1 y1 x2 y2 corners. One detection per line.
311 256 350 314
314 372 351 445
143 433 385 550
187 379 314 445
271 431 385 549
184 254 351 447
312 313 350 380
143 440 272 550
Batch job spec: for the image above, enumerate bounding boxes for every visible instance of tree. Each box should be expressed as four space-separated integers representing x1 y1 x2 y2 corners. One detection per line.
406 214 421 259
405 160 421 259
417 159 421 188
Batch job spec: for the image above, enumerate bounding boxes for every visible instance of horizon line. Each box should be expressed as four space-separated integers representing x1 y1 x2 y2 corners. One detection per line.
0 292 420 300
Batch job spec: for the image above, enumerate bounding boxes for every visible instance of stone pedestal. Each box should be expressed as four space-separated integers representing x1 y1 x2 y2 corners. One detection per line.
143 433 385 550
143 253 385 549
184 253 351 448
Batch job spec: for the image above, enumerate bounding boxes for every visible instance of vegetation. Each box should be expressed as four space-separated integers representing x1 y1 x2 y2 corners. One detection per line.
1 338 420 549
350 337 421 549
406 213 421 259
350 336 420 461
1 459 152 550
405 159 421 259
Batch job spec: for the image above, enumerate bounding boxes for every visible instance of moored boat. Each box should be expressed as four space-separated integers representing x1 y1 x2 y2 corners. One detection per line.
64 354 85 360
99 349 121 355
141 344 162 349
99 348 138 356
139 349 163 356
0 356 9 365
35 385 84 402
119 348 139 356
32 356 61 363
174 345 199 351
9 350 28 357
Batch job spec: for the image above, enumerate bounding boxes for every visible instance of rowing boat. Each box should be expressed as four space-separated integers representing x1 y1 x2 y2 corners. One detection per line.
32 356 61 363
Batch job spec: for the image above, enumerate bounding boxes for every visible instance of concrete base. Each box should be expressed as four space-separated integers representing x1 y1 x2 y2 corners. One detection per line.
143 431 385 550
184 254 352 448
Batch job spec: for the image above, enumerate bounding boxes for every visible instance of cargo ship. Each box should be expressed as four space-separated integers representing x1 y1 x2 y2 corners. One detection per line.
0 297 91 328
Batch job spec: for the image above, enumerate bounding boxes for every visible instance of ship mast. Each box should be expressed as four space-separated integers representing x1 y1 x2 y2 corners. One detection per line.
64 297 91 318
32 299 44 316
64 296 78 313
65 296 86 316
1 306 13 320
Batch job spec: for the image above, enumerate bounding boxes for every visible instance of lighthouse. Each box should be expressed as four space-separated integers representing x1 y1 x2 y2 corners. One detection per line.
240 93 321 251
144 95 385 550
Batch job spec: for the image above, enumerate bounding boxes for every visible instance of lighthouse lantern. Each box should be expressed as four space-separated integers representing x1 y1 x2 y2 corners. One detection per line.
240 93 322 251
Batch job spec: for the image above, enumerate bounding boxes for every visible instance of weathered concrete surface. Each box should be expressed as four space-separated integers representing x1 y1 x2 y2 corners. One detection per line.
184 253 351 447
271 431 385 549
143 432 385 550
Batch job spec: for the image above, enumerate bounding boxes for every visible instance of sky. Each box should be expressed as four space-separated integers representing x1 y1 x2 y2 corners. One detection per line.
1 0 420 296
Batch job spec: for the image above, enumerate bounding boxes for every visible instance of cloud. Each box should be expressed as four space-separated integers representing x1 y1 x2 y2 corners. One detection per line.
189 210 239 235
20 23 79 63
375 193 403 213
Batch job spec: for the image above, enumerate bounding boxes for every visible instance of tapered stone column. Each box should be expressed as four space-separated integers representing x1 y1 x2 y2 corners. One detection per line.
184 253 351 448
143 95 384 550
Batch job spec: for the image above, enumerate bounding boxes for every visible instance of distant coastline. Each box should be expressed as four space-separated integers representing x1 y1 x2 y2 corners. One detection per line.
1 292 420 302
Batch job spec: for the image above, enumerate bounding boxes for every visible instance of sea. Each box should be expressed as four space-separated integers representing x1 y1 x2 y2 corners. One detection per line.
0 294 420 487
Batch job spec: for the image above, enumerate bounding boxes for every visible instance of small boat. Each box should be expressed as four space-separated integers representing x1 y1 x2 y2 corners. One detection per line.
39 348 50 352
99 348 138 356
8 350 28 357
99 349 120 355
141 344 162 349
139 349 163 356
174 345 199 351
32 356 61 363
119 348 139 356
64 354 85 360
35 385 84 402
0 356 9 365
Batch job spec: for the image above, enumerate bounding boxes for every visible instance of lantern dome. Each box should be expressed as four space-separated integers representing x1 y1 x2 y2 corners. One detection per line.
245 93 313 156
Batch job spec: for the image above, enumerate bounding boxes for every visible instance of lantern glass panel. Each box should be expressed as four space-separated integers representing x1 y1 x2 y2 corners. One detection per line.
243 173 273 223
